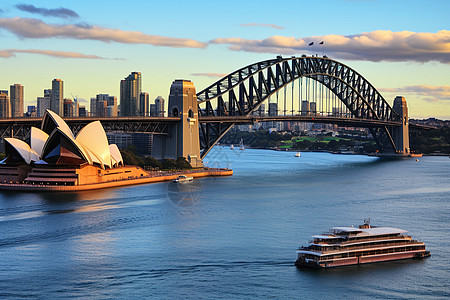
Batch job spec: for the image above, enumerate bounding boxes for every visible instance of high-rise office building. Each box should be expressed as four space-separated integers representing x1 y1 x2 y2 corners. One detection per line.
150 104 156 116
120 72 141 116
0 91 11 118
37 89 52 117
155 96 165 117
64 98 79 117
26 105 37 117
79 106 87 117
139 92 149 116
268 103 278 116
51 79 64 116
91 94 117 117
10 84 24 118
301 101 310 115
310 102 317 115
107 95 117 117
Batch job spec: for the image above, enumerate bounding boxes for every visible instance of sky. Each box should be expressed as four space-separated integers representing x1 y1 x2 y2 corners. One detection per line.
0 0 449 119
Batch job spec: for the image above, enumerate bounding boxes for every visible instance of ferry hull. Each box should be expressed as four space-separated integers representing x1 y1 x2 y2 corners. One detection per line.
295 250 430 268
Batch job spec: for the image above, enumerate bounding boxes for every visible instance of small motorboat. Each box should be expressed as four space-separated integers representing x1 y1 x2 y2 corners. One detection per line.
295 152 301 157
172 175 194 183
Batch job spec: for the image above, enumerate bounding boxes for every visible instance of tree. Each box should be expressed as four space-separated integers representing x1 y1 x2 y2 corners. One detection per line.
162 159 177 170
175 157 192 169
144 156 162 169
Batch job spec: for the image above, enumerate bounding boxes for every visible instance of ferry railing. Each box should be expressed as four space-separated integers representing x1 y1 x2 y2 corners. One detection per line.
302 240 424 254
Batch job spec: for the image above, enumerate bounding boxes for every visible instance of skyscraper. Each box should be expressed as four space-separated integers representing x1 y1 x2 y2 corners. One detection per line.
139 92 149 116
10 84 24 118
107 95 117 117
120 72 141 116
92 94 117 117
0 91 11 118
64 98 79 117
155 96 165 117
51 79 64 116
37 89 52 117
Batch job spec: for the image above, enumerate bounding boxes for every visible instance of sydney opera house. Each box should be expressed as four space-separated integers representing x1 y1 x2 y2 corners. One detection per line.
0 110 148 187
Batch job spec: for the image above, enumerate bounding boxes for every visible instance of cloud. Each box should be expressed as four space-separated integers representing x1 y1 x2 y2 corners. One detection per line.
210 30 450 63
191 73 228 78
15 4 79 19
379 85 450 102
0 49 113 59
0 17 207 48
240 23 284 30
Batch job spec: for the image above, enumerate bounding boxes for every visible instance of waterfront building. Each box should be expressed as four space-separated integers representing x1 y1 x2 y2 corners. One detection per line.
106 132 153 155
120 72 141 116
10 84 24 118
0 91 11 118
155 96 165 117
132 133 153 155
106 132 133 149
140 92 149 116
0 110 141 186
51 79 64 116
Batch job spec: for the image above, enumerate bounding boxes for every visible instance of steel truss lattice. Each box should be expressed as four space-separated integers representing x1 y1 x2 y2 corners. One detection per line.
197 56 401 158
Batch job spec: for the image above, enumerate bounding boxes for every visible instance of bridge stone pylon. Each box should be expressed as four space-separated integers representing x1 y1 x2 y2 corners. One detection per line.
391 96 410 155
152 80 203 167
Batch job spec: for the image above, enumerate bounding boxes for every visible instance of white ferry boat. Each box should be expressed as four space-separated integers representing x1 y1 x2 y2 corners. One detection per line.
295 221 430 268
172 175 194 183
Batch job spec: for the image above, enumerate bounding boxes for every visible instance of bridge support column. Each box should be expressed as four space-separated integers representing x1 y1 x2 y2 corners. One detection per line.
392 96 410 155
152 80 203 167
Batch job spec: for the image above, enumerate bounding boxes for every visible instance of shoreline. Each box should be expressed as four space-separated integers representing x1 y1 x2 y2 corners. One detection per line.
224 145 449 156
0 168 233 192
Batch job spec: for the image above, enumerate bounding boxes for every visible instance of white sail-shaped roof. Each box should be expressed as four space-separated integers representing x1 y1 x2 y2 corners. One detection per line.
76 121 112 169
30 127 49 157
41 110 74 139
4 138 40 164
109 144 123 167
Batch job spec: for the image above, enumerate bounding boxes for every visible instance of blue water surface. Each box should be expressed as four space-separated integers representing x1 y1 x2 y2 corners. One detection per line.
0 149 449 299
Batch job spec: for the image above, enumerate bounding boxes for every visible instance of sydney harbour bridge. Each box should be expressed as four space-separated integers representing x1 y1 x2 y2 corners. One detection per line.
0 56 431 164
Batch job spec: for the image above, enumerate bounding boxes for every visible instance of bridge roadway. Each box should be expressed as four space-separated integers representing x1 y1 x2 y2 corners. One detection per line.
0 115 432 139
0 116 179 138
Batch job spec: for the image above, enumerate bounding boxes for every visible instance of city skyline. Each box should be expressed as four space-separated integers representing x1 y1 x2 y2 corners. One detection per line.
0 0 449 119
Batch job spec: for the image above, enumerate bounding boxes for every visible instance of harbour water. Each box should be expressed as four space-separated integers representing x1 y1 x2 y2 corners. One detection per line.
0 149 449 299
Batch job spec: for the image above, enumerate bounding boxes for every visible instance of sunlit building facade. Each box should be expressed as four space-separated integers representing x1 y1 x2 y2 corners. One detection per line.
10 84 24 118
51 79 64 116
120 72 141 116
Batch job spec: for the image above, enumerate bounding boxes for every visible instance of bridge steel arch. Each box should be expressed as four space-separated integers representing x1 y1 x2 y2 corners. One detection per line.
197 56 401 158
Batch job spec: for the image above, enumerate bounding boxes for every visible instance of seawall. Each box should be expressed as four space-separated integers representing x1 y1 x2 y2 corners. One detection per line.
0 168 233 192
